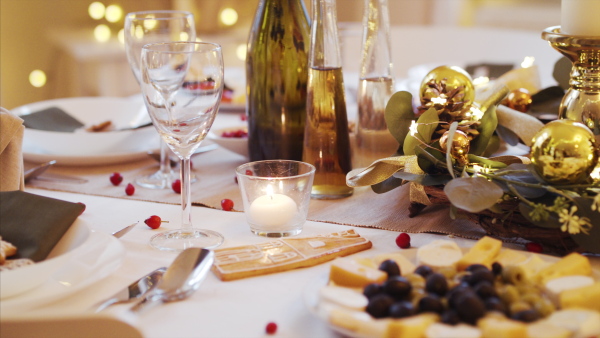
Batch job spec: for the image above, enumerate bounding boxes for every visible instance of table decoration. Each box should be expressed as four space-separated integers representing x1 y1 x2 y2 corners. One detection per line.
236 160 315 237
347 64 600 254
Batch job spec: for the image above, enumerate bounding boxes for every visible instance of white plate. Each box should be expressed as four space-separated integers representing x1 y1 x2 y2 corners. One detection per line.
304 247 600 338
13 96 160 166
207 125 248 158
0 222 91 299
0 228 124 313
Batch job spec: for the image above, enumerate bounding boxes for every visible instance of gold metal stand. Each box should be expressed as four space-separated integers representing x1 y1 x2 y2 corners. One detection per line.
542 26 600 140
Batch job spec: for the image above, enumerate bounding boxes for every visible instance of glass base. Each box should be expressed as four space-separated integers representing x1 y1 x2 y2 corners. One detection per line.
250 228 302 238
150 229 224 251
310 185 354 200
136 170 196 189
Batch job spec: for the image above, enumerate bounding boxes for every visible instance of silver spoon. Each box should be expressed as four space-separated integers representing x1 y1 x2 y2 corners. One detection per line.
130 248 214 313
24 160 56 183
92 267 167 313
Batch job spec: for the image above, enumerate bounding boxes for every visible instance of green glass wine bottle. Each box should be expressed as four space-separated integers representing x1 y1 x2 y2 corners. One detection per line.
246 0 310 161
303 0 353 199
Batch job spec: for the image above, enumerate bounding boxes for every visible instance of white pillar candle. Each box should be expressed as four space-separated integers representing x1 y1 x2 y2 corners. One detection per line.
249 194 298 229
561 0 600 36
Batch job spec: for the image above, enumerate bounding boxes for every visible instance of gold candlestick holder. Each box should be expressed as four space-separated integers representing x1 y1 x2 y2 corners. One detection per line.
542 26 600 141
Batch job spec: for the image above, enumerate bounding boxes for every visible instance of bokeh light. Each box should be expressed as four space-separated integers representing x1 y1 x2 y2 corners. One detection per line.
143 18 158 30
88 2 105 20
105 4 123 23
29 70 47 88
94 24 111 42
179 32 189 41
521 56 535 68
236 44 247 61
220 8 238 26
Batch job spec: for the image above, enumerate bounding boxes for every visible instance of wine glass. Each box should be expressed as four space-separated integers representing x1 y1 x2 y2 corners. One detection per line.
124 10 196 189
140 41 225 251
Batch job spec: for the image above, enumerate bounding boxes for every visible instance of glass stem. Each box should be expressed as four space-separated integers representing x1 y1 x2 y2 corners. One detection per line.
180 157 193 231
159 141 171 183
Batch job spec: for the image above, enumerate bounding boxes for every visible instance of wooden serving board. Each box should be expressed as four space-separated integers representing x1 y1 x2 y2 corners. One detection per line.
211 230 372 281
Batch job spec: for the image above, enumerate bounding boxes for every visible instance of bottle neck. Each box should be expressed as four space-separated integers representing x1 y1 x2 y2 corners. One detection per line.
359 0 393 79
309 0 342 69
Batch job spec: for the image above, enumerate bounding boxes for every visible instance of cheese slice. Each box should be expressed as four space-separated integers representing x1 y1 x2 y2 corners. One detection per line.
329 257 387 288
456 236 502 271
416 240 463 270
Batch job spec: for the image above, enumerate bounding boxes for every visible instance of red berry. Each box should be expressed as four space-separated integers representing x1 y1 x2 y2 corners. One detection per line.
110 172 123 186
395 232 411 249
172 179 181 194
221 198 234 211
526 242 543 253
240 113 247 121
144 215 163 229
245 169 253 176
77 202 86 215
265 322 277 335
125 183 135 196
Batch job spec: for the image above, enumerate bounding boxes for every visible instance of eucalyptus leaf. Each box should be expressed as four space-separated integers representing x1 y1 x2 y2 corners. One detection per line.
444 177 504 213
493 164 547 198
470 106 498 156
496 124 520 146
468 154 508 169
570 197 600 254
415 144 446 174
482 134 500 158
371 176 404 194
403 107 439 156
393 171 452 186
385 91 417 147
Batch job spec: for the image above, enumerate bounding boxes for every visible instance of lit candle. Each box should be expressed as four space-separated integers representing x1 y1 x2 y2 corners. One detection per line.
561 0 600 36
248 188 298 229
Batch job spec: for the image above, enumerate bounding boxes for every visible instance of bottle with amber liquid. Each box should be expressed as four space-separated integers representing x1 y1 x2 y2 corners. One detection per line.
246 0 310 161
354 0 398 168
303 0 353 199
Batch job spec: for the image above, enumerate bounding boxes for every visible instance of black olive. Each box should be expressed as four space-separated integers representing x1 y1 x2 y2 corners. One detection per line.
491 262 503 276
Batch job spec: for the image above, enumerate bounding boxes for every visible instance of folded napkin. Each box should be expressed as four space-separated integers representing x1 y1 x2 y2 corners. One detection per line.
0 108 24 191
0 190 85 262
20 106 84 132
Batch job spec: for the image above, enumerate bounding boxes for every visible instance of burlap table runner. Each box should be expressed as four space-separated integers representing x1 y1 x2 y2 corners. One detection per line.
25 146 485 240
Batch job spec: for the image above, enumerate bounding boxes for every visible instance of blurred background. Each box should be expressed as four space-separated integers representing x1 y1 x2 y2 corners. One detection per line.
0 0 560 110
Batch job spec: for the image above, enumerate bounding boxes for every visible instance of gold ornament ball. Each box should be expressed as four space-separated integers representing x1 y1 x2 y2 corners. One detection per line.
420 66 475 106
530 119 598 185
440 130 470 165
505 88 532 113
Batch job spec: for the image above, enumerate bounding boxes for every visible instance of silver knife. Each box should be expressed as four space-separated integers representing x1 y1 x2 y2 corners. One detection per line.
92 267 167 313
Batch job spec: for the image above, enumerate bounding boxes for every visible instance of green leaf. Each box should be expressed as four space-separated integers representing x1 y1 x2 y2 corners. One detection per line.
467 154 508 169
444 177 504 213
393 171 453 186
415 144 446 174
384 91 417 147
403 107 439 156
570 197 600 254
470 105 498 156
371 176 404 194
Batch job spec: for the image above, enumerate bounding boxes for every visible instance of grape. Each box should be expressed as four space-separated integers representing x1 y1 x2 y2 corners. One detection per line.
418 295 444 314
366 294 394 318
383 276 412 299
474 281 498 299
363 283 383 299
441 309 461 325
379 259 401 277
389 301 415 318
455 293 486 325
414 265 433 278
511 309 540 323
425 273 448 297
468 269 495 286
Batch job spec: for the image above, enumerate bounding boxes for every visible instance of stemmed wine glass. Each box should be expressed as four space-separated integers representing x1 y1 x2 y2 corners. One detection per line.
140 41 225 251
124 10 196 189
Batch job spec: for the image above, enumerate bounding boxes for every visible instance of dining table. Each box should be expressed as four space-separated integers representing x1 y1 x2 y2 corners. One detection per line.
2 25 598 338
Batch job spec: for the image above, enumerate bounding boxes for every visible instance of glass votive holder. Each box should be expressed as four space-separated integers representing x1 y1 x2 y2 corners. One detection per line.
236 160 316 237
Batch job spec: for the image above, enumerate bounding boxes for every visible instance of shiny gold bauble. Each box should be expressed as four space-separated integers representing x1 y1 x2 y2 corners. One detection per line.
530 119 598 185
419 66 475 107
505 88 532 113
439 130 471 165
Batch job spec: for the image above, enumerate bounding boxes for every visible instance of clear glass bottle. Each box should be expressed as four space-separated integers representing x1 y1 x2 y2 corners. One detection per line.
354 0 398 168
246 0 310 161
303 0 353 199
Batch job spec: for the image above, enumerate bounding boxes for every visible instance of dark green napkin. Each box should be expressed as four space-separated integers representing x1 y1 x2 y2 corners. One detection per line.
0 191 85 262
20 107 84 132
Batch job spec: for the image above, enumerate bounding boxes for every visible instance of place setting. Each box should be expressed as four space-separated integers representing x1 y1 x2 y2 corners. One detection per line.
1 0 600 337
